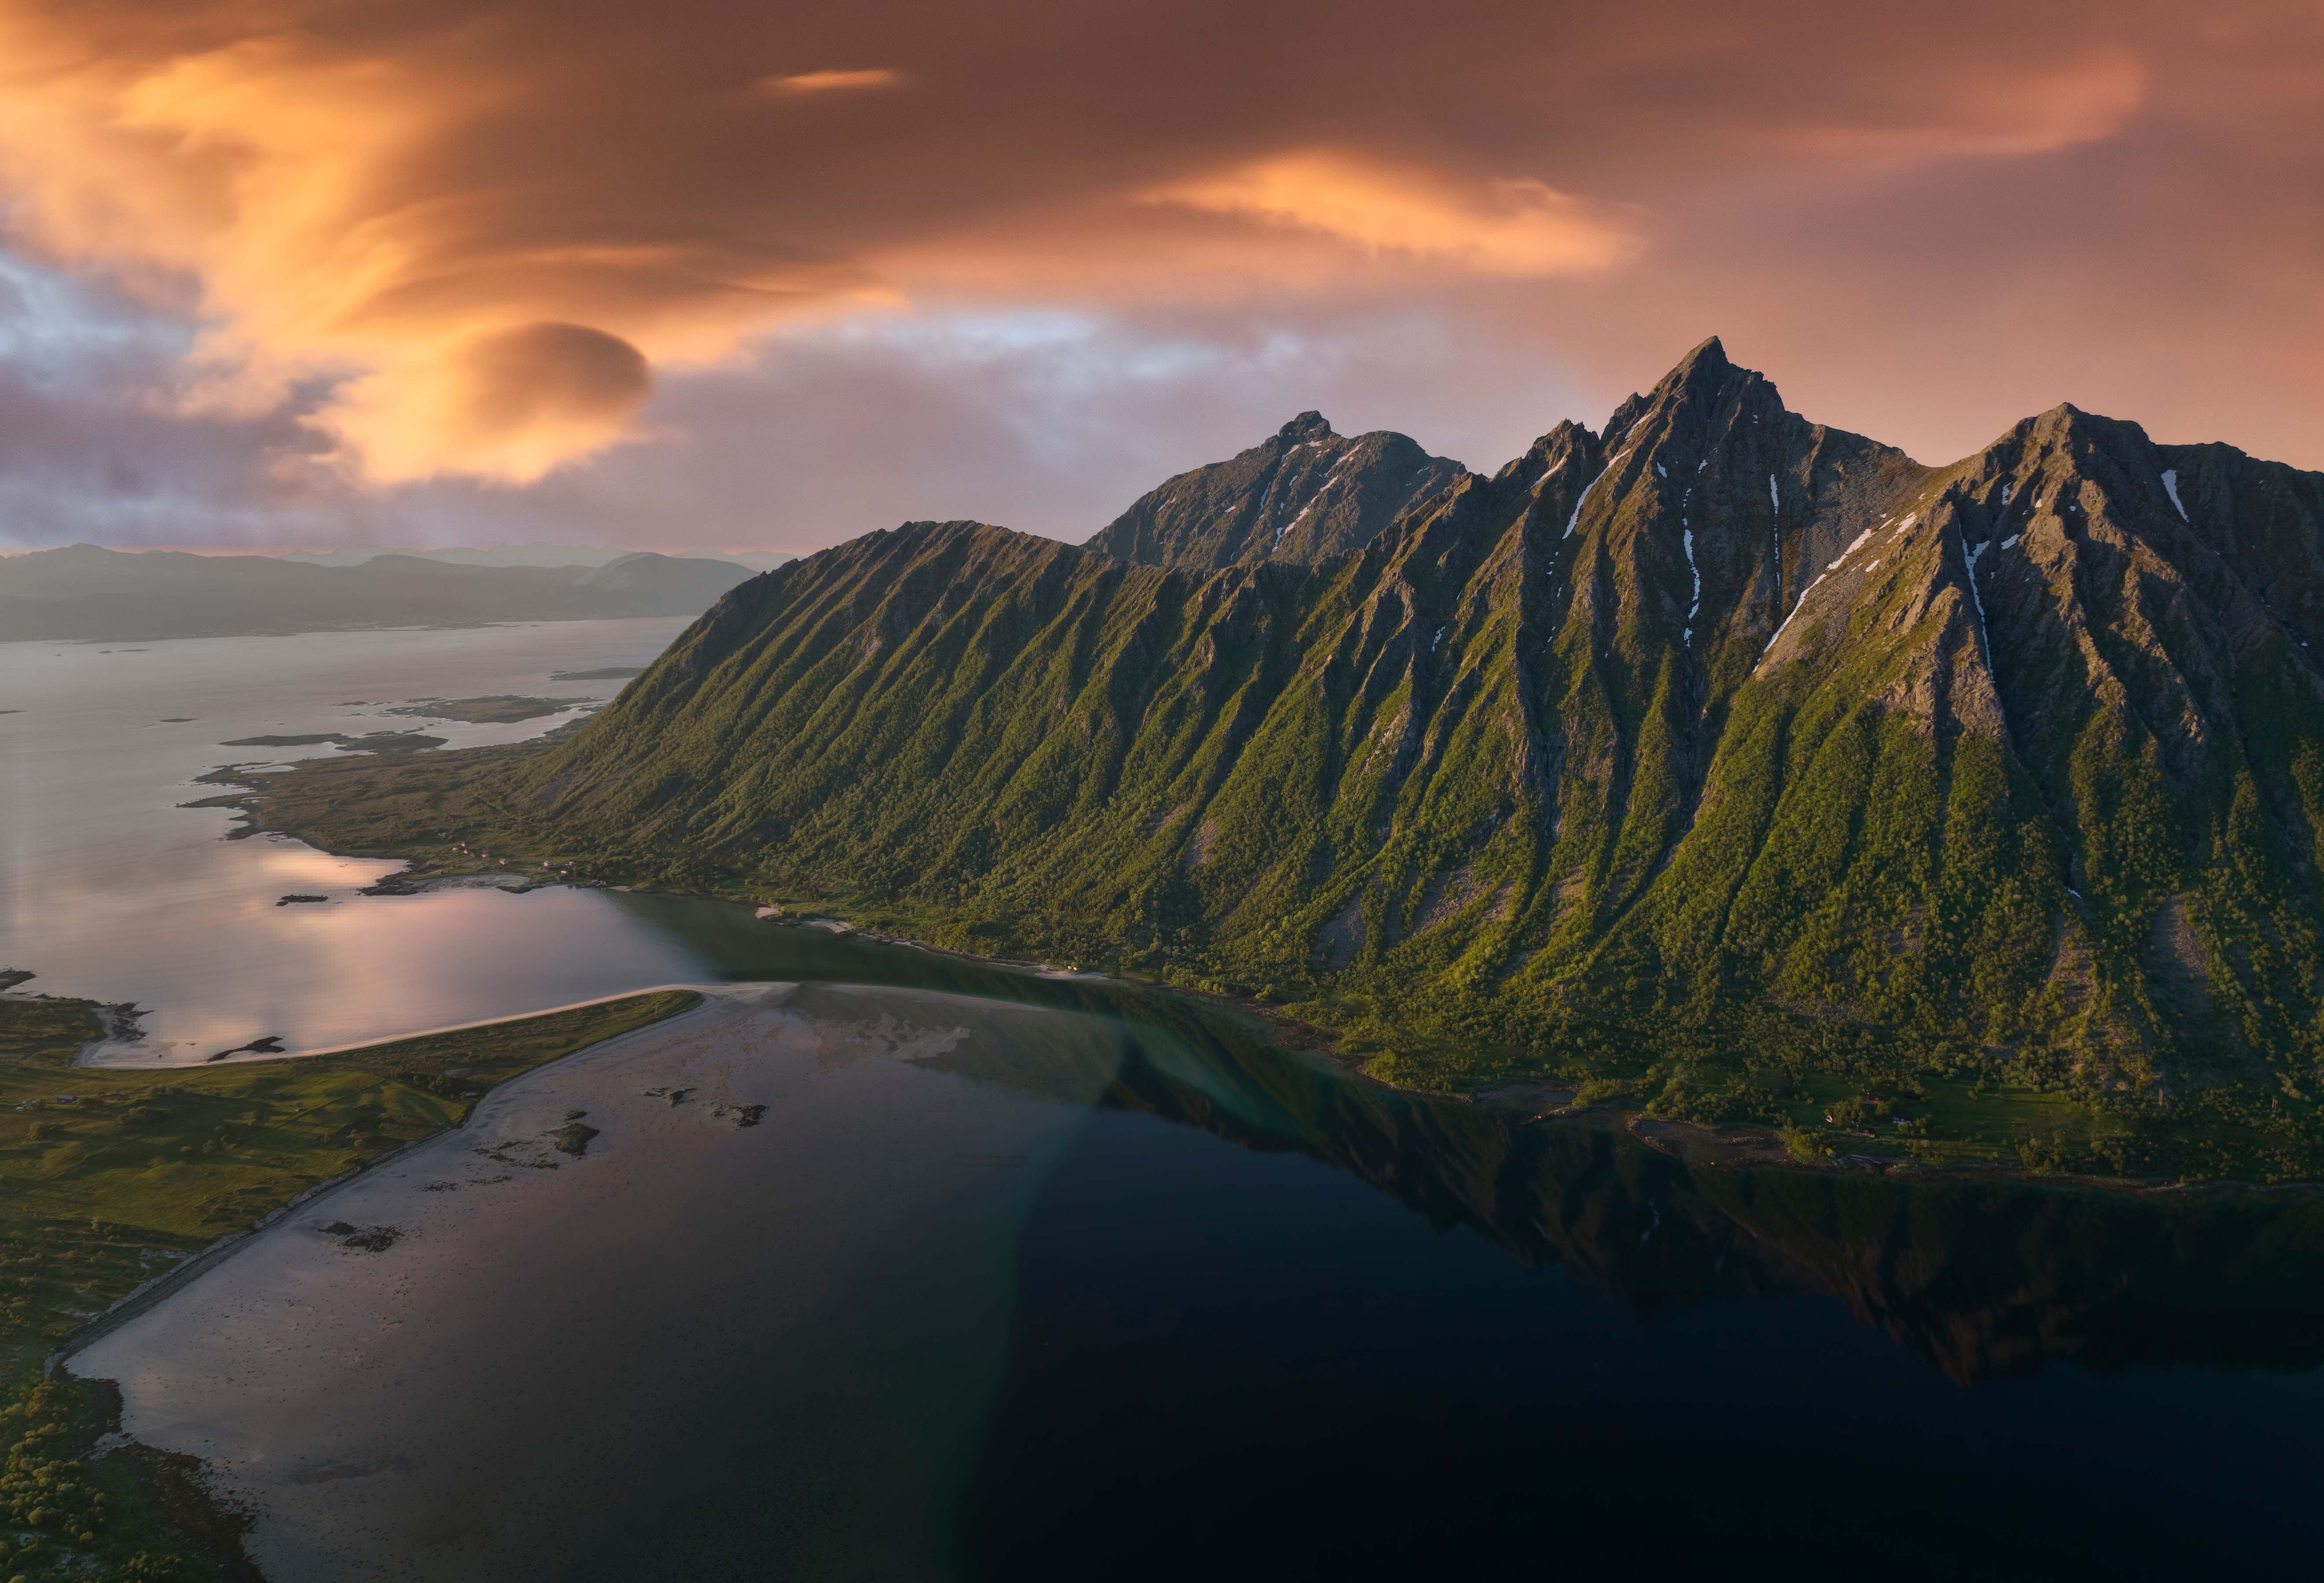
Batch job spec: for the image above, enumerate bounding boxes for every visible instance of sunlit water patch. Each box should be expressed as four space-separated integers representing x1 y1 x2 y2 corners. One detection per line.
0 621 706 1062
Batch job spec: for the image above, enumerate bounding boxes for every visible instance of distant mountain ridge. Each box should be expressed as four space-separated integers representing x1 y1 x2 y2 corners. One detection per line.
271 339 2324 1176
280 542 637 568
279 543 794 572
0 544 759 640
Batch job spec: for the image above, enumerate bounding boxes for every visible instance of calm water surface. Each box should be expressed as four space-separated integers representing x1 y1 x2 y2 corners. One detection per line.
0 622 712 1061
71 978 2324 1579
18 626 2324 1578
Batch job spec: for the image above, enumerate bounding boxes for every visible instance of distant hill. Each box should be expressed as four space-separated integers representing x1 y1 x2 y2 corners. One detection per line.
280 542 636 568
674 549 796 574
277 543 794 573
0 545 761 641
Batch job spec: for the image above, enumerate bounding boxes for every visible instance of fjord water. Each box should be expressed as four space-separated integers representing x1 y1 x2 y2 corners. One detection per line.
0 621 713 1062
15 623 2324 1574
74 979 2324 1578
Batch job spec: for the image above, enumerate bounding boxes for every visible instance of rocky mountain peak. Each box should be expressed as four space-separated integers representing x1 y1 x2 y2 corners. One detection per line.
1677 332 1728 371
1085 415 1466 571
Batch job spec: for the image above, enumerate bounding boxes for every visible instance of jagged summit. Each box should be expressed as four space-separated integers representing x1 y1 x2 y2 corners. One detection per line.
1667 332 1730 381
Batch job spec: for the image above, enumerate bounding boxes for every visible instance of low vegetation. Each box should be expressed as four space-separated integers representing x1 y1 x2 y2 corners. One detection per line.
385 694 597 724
0 998 104 1068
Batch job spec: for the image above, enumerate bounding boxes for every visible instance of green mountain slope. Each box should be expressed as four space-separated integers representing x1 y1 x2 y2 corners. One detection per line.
275 339 2324 1177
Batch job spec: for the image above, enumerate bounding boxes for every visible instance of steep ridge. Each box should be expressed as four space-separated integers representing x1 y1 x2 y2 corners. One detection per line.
320 339 2324 1169
1085 411 1465 568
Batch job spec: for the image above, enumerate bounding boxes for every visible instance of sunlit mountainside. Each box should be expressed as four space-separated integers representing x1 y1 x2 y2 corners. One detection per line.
269 339 2324 1178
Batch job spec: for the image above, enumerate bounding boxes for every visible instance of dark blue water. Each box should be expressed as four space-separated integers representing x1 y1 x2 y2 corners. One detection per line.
561 904 2324 1580
963 1106 2324 1579
83 894 2324 1579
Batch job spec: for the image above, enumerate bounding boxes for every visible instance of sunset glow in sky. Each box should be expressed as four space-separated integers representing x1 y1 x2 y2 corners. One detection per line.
0 0 2319 553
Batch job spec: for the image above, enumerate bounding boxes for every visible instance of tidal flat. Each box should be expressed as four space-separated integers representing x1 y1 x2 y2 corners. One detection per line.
0 991 700 1374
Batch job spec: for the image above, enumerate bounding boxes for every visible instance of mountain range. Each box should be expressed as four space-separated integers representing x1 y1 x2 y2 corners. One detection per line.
269 339 2324 1173
0 545 761 641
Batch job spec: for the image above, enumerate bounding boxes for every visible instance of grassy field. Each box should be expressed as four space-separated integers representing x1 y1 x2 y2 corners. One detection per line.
189 739 627 891
0 988 699 1373
0 995 107 1067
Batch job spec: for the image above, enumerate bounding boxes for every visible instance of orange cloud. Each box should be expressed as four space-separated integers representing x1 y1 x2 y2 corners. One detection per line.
1779 47 2150 164
1141 151 1645 279
758 68 901 95
334 322 652 484
0 0 2311 512
0 8 889 482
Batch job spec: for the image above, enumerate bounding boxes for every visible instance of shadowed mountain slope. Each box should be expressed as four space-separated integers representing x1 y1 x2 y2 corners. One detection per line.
283 339 2324 1173
1085 411 1465 568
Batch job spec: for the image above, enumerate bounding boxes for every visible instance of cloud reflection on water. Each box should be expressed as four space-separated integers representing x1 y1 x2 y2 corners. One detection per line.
1 620 704 1062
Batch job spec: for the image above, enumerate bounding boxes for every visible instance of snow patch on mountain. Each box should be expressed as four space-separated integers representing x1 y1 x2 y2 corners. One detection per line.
1682 528 1700 646
2161 469 2188 522
1829 529 1874 569
1964 537 1993 662
1565 449 1630 538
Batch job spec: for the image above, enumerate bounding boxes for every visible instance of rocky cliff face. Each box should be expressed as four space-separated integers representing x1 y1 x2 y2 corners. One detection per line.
1084 411 1466 568
504 338 2324 1122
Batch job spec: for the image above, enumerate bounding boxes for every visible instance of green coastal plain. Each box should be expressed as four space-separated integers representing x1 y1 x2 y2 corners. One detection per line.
0 988 698 1582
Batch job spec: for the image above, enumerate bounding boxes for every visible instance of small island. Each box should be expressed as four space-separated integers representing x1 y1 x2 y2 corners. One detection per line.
386 695 598 724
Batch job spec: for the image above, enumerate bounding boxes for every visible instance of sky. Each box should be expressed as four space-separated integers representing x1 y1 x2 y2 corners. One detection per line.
0 0 2320 556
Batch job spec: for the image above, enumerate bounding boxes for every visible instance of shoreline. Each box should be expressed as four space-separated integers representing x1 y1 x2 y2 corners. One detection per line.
74 981 727 1071
50 987 734 1371
171 750 2324 1200
1 987 707 1581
